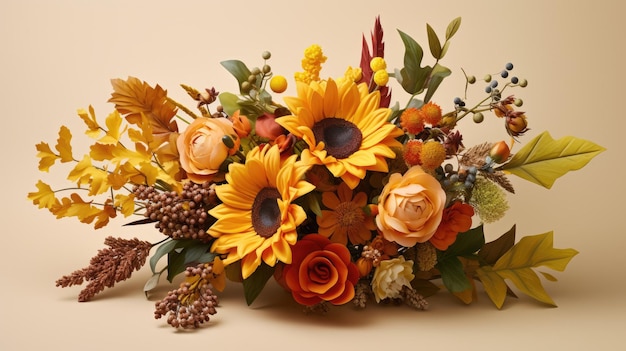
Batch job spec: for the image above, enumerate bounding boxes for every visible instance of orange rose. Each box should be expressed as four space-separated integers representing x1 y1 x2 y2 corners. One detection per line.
283 234 359 306
176 117 240 183
375 166 446 247
429 202 475 250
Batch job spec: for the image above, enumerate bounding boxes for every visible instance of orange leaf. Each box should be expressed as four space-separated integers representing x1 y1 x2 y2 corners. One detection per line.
108 77 178 146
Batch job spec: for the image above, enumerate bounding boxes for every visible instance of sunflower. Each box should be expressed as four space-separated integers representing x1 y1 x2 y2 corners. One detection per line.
276 78 403 189
208 145 315 279
317 181 376 245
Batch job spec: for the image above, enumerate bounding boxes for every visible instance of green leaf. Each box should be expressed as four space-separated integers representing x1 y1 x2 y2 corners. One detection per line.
397 30 431 94
477 225 516 266
501 131 605 189
218 92 242 117
143 268 166 296
437 256 472 293
242 262 275 306
149 238 176 274
440 224 486 260
166 241 214 282
445 17 462 40
220 60 252 93
426 24 442 59
423 64 451 103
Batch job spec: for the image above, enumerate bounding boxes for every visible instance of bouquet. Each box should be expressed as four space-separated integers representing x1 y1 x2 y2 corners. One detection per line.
28 16 604 329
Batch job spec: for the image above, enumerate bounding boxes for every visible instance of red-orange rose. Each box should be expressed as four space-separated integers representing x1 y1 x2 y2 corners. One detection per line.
256 112 287 140
283 234 359 306
429 202 475 250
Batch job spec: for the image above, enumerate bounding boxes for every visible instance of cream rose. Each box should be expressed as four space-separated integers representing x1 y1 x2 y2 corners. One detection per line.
371 256 414 302
177 117 240 183
375 165 446 247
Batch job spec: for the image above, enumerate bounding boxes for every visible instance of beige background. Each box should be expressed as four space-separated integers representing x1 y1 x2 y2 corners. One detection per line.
2 0 624 350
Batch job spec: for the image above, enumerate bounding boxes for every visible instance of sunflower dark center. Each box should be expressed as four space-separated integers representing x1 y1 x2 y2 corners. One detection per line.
252 187 282 238
312 118 362 159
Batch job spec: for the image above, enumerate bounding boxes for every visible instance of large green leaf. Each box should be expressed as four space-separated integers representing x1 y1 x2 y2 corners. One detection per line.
501 131 605 188
476 231 578 308
423 64 451 103
220 60 251 94
397 30 431 94
242 262 275 306
437 256 471 293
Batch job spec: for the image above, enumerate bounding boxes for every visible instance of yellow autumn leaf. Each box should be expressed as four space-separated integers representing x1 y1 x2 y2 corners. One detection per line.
501 131 605 189
107 170 129 190
89 143 117 161
475 266 508 309
35 142 59 172
114 193 136 217
87 167 111 196
139 161 159 185
98 110 127 145
78 106 101 139
56 126 74 162
67 155 94 185
476 231 578 308
50 194 116 229
27 180 59 209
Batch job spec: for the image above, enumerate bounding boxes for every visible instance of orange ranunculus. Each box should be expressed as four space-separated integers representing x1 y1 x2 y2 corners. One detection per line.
229 110 252 139
429 202 475 250
375 166 446 248
283 234 359 306
176 117 240 183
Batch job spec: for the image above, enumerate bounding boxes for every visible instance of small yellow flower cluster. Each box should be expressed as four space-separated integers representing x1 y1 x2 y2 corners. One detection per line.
342 66 363 83
294 44 327 84
370 57 389 86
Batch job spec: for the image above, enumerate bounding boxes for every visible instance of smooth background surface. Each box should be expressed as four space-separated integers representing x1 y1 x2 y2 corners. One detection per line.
2 1 624 350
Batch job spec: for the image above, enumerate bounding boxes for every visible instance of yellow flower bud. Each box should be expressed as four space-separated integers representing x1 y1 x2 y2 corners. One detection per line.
373 69 389 86
370 57 387 71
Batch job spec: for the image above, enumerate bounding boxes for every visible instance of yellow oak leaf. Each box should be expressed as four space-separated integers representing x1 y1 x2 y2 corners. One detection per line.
27 180 59 209
98 110 127 145
87 167 111 196
35 142 59 172
114 193 135 217
50 194 116 229
89 143 116 161
107 170 129 190
56 126 73 162
67 155 94 185
139 162 159 185
78 106 101 139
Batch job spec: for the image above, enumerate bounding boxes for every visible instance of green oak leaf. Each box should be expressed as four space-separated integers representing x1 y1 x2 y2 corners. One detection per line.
500 131 605 189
